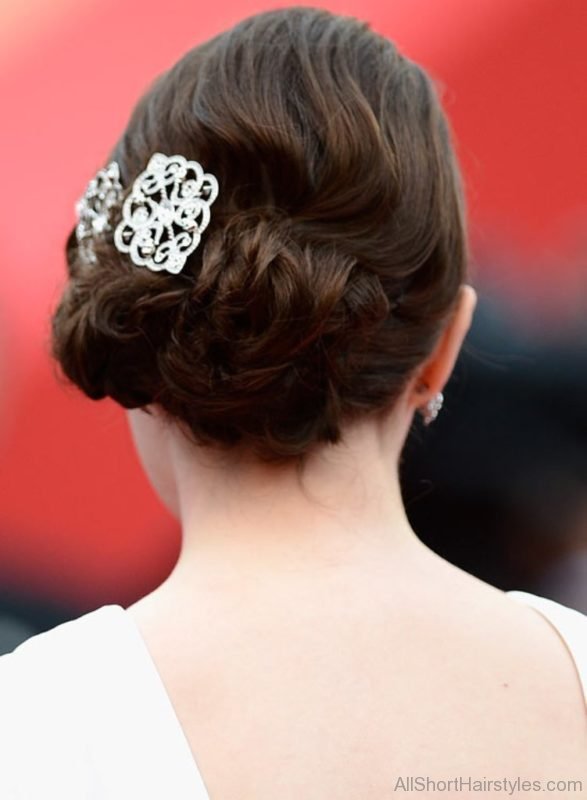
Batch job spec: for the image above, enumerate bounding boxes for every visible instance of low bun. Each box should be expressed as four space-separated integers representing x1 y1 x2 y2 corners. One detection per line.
54 210 395 461
52 8 468 464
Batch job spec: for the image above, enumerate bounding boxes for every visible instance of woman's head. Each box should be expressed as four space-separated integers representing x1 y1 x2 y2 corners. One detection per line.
52 7 471 471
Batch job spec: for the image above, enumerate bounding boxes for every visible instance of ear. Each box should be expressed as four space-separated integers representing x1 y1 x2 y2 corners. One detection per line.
408 284 477 409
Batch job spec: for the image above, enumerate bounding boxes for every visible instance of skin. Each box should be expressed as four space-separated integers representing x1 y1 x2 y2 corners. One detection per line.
127 285 587 799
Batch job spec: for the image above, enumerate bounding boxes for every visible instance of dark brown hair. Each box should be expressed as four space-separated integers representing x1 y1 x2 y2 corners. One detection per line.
52 6 468 465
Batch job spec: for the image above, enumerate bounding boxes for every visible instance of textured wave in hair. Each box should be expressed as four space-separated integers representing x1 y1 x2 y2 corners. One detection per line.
52 7 468 464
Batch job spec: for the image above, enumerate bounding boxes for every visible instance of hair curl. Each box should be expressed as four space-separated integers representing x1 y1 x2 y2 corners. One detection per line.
52 7 468 465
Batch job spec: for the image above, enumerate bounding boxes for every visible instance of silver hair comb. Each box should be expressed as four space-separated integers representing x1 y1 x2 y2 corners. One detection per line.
75 153 219 274
75 162 123 264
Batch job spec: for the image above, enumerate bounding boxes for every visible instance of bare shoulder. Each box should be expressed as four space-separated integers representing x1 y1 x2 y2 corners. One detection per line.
420 555 587 746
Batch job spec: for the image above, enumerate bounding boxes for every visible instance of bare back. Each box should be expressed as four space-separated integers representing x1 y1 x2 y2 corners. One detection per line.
128 553 587 800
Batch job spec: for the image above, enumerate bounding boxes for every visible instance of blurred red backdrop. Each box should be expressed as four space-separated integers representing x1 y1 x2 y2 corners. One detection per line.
0 0 585 610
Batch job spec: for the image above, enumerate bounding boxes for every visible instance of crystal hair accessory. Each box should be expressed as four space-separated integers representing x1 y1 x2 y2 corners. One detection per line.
75 162 123 264
113 152 219 275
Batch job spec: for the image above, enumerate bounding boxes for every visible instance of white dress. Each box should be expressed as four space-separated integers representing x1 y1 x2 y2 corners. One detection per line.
0 591 584 799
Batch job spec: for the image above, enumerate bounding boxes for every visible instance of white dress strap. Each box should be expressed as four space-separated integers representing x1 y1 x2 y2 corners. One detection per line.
507 590 587 707
0 605 211 800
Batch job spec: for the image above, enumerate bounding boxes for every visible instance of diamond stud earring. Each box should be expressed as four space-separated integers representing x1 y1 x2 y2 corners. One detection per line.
421 391 444 426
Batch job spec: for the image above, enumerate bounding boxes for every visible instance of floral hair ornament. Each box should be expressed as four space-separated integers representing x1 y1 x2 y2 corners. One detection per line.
75 162 123 264
113 153 219 274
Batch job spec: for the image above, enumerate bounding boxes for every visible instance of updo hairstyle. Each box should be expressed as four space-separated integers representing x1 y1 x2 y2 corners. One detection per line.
52 7 468 465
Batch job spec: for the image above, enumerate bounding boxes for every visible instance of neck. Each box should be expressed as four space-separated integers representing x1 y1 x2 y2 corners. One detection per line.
162 406 425 593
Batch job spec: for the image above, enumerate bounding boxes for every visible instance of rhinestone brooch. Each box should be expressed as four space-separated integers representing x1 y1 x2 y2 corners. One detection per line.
75 162 123 264
113 153 219 274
